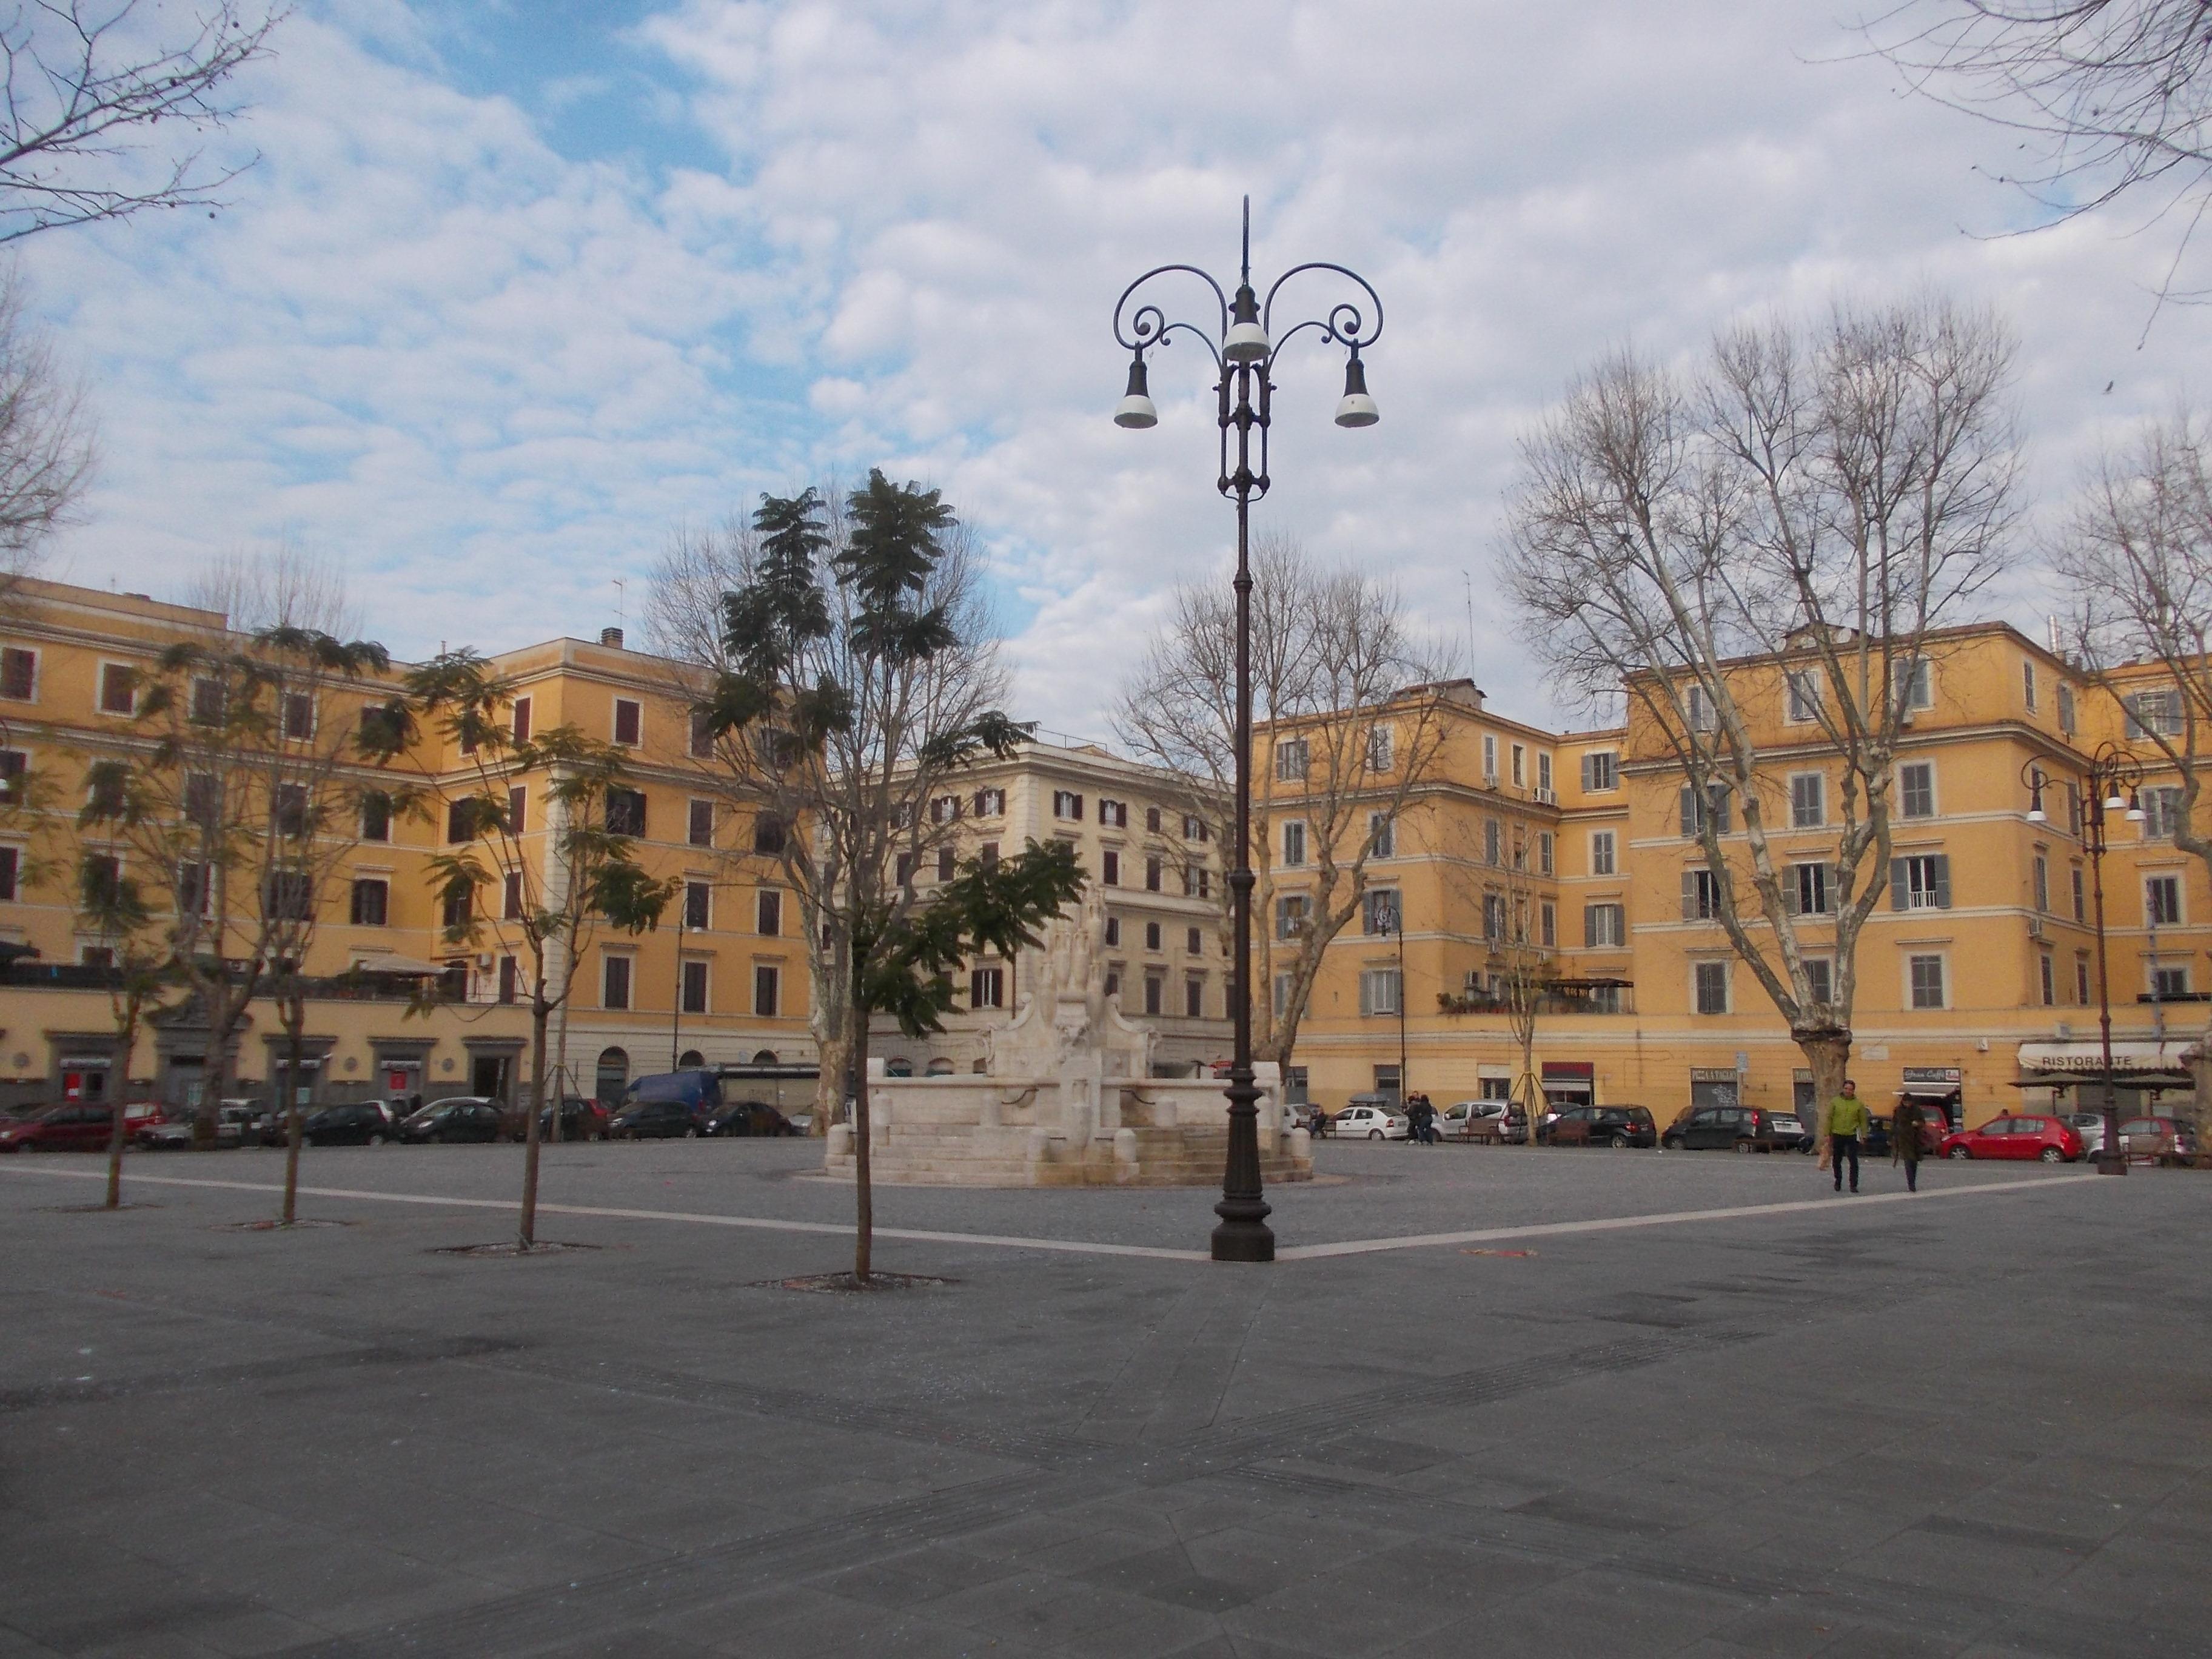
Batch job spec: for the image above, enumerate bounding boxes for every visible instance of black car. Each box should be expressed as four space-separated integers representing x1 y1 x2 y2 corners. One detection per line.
301 1101 400 1147
398 1098 504 1144
1662 1105 1811 1153
705 1100 797 1138
610 1099 703 1140
1540 1105 1658 1148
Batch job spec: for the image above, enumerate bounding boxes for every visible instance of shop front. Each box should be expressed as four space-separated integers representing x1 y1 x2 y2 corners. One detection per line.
1897 1066 1963 1131
1541 1061 1594 1108
1689 1066 1741 1111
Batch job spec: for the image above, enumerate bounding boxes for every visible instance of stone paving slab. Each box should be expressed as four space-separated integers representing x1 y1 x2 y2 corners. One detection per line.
0 1143 2206 1656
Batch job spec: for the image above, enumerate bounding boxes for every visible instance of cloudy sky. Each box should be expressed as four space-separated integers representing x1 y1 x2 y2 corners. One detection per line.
25 0 2210 739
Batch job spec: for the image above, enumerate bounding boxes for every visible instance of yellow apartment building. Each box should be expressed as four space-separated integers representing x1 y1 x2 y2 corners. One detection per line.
869 736 1230 1078
0 581 815 1114
1279 624 2212 1129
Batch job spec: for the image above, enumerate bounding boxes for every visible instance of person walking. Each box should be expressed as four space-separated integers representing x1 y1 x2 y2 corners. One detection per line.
1826 1078 1868 1195
1892 1095 1925 1193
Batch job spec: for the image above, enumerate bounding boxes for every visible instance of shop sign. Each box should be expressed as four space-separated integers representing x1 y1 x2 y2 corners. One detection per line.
1688 1067 1737 1083
1902 1066 1962 1085
1540 1062 1594 1079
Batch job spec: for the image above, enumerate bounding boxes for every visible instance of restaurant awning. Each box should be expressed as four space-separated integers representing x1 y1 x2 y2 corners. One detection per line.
2014 1039 2196 1084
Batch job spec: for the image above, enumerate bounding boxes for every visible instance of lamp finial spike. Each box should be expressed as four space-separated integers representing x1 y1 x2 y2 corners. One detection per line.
1241 195 1250 285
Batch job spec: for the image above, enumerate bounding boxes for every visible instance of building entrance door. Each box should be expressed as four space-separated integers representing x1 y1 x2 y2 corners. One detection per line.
471 1054 509 1101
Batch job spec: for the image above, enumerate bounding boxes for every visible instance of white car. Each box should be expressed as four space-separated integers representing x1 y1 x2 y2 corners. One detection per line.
1333 1104 1408 1141
1435 1100 1509 1140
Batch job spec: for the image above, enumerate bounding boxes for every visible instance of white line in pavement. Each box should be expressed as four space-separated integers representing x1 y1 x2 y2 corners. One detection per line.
0 1164 2099 1265
0 1165 1211 1261
1273 1173 2103 1259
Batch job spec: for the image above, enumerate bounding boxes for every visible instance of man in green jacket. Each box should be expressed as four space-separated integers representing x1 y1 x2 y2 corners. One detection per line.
1827 1078 1869 1195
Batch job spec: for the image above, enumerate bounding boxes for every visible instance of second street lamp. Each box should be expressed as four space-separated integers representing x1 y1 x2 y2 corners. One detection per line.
2024 745 2142 1175
1113 198 1384 1263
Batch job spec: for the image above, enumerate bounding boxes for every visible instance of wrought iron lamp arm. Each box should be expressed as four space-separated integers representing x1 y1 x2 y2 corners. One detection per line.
1114 265 1231 360
1262 261 1384 349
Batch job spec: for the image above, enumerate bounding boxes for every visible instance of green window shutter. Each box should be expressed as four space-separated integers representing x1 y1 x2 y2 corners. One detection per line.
1889 857 1908 911
1933 854 1952 909
1680 787 1696 837
1680 870 1697 920
1583 905 1598 947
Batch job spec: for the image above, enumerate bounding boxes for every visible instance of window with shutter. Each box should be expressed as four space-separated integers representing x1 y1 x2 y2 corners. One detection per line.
613 699 642 745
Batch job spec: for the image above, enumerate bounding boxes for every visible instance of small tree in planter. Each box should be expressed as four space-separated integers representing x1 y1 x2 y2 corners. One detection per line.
369 657 676 1248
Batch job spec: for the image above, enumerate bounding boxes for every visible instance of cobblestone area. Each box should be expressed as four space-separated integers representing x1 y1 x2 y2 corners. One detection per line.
0 1142 2202 1657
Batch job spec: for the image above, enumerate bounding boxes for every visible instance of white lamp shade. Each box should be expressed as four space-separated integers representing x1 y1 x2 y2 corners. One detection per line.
2026 806 2046 823
2105 793 2126 811
1222 318 1270 363
1114 355 1158 428
1333 354 1378 427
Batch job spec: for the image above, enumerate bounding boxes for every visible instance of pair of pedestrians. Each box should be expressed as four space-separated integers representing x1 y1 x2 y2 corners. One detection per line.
1819 1079 1925 1194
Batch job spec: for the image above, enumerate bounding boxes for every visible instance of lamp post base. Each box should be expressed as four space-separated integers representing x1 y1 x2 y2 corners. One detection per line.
2094 1150 2130 1176
1211 1201 1275 1262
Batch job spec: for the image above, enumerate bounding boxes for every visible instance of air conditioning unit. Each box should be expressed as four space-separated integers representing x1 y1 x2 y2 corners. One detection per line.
1899 708 1915 727
2027 917 2046 940
476 953 494 969
1532 786 1557 805
1482 772 1500 789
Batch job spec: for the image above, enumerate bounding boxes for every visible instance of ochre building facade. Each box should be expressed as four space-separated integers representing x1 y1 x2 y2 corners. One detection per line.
1276 625 2211 1129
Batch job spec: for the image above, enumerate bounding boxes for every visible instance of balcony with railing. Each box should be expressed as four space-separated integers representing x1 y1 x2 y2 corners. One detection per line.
0 960 469 1004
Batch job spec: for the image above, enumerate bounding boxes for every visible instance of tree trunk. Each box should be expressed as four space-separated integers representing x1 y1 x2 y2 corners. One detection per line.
520 999 549 1248
1518 1020 1540 1150
199 1003 238 1150
280 994 306 1225
849 1014 873 1282
813 1026 853 1139
1797 1028 1852 1139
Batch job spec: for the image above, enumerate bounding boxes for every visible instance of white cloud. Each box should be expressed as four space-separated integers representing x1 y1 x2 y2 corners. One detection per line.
20 0 2212 741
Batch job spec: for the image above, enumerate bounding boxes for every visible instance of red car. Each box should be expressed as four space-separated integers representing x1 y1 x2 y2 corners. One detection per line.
1940 1114 2083 1164
0 1104 122 1153
2117 1116 2200 1164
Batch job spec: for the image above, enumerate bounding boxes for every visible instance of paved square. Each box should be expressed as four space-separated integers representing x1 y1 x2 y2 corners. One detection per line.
1 1140 2204 1657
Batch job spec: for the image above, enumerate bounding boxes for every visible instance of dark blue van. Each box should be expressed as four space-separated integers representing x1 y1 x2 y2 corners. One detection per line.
611 1069 722 1138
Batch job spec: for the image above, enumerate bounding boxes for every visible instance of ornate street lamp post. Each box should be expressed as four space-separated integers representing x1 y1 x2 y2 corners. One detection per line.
2025 745 2143 1175
1112 198 1383 1262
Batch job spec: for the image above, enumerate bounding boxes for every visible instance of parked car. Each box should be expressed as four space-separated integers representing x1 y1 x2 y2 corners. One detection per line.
705 1099 798 1138
0 1104 120 1153
1539 1105 1658 1148
300 1101 401 1147
1332 1102 1408 1141
610 1098 706 1139
2117 1115 2200 1164
398 1098 504 1144
1661 1105 1811 1153
138 1104 256 1150
532 1097 611 1142
2061 1111 2107 1158
783 1108 816 1136
1940 1114 2083 1162
1435 1100 1511 1141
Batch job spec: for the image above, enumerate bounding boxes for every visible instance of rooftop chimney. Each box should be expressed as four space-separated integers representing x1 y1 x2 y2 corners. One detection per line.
600 626 625 649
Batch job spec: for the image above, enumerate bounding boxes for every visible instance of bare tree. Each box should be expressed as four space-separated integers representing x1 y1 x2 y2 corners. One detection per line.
1436 800 1557 1143
0 1 283 244
1114 534 1452 1072
70 774 171 1208
79 555 392 1147
1865 1 2212 304
1503 297 2021 1113
0 266 92 610
662 474 1082 1284
2056 407 2212 900
374 654 675 1250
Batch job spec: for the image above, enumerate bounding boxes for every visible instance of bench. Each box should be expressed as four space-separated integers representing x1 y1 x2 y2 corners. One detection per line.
1548 1121 1592 1148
